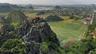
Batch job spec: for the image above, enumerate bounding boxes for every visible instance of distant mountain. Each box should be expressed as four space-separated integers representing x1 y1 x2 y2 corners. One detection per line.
0 3 96 12
0 3 20 12
0 3 33 12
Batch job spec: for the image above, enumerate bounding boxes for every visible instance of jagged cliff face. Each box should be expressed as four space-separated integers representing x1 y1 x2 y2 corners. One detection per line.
0 11 60 54
23 17 60 54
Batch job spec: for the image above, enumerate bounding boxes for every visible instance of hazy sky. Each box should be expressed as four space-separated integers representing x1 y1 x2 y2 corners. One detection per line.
0 0 96 5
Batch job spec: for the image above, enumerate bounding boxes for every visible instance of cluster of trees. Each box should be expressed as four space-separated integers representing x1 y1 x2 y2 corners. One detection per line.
46 15 63 22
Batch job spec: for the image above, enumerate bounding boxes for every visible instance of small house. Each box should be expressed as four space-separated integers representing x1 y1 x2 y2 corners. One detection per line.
83 16 93 25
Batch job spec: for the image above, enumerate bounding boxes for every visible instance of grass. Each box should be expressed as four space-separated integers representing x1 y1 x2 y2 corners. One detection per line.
48 16 87 45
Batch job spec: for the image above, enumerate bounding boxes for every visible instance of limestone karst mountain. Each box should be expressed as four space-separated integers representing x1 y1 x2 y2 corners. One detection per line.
46 15 63 22
23 17 60 54
0 3 18 12
0 11 60 54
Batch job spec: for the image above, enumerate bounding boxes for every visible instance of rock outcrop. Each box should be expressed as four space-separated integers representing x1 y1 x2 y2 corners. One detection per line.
23 17 60 54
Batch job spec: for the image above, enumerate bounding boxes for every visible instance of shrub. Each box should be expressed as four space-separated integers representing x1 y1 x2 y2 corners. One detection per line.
1 39 26 54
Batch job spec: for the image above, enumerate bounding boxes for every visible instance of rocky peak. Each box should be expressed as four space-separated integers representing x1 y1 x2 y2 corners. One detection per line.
22 17 60 54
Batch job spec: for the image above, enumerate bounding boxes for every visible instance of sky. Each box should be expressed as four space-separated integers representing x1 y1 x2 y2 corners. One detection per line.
0 0 96 5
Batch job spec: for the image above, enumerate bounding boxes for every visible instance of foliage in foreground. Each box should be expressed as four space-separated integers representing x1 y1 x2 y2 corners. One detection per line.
0 39 26 54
